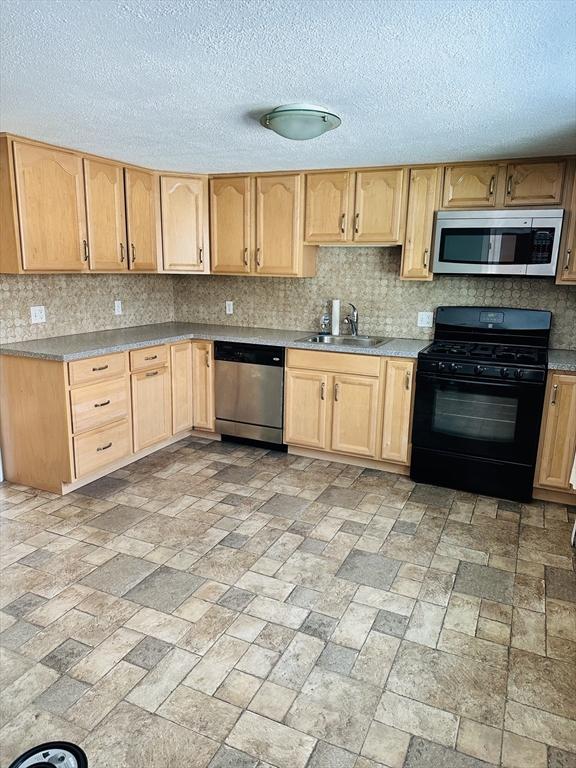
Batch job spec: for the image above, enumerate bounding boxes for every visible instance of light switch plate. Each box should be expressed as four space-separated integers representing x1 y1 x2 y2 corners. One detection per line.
30 305 46 324
417 311 434 328
225 301 234 315
114 300 123 316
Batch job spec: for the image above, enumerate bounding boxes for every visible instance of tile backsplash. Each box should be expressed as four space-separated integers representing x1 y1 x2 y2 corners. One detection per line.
0 274 175 344
1 248 574 348
174 248 576 349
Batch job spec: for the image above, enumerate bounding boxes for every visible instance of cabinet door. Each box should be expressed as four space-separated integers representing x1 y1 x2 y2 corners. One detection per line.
284 369 329 449
161 176 208 272
132 367 172 451
256 174 301 276
353 169 407 243
558 171 576 283
381 359 414 464
442 164 498 208
401 167 441 280
505 162 565 206
192 341 215 430
171 342 193 434
84 159 127 271
305 171 353 242
210 176 251 274
537 373 576 490
125 168 159 271
13 141 88 271
331 375 380 458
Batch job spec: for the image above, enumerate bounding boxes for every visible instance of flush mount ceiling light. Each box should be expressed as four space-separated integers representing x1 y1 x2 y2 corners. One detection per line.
260 103 341 141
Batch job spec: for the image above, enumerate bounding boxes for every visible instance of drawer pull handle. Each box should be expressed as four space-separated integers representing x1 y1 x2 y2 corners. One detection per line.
551 383 558 405
423 248 429 269
120 243 125 262
97 442 112 452
199 247 203 264
340 213 346 233
405 372 411 390
206 351 210 368
92 365 109 372
488 175 495 196
144 354 158 361
243 247 249 267
256 247 262 267
334 383 340 402
565 248 572 271
506 174 513 196
94 400 111 408
131 243 136 263
354 212 359 234
320 382 326 401
83 239 90 262
145 371 159 377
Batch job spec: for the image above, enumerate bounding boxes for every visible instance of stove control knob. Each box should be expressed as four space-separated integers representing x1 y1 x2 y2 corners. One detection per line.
474 365 484 376
449 362 459 372
437 361 446 371
514 369 525 380
500 367 510 379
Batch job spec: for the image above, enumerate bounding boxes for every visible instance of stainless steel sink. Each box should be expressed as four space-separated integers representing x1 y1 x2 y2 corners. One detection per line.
298 334 388 348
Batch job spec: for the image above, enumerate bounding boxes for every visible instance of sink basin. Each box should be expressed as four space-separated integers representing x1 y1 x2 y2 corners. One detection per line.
298 334 388 348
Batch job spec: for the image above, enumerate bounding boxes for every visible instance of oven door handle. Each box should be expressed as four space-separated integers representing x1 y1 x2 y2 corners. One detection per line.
416 371 544 390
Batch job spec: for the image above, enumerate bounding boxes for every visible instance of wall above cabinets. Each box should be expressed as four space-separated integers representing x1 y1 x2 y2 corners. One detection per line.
1 132 574 284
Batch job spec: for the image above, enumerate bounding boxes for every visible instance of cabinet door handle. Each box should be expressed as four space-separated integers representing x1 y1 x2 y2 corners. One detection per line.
144 354 158 361
145 370 159 377
83 239 89 262
120 243 125 262
131 243 136 263
97 442 112 452
354 212 359 234
489 175 495 196
506 175 513 196
199 247 203 264
551 383 558 404
423 248 429 268
334 383 340 402
405 371 411 390
94 400 111 408
320 382 326 401
256 247 262 267
206 351 210 368
92 365 109 372
565 248 572 271
340 213 346 234
243 247 249 267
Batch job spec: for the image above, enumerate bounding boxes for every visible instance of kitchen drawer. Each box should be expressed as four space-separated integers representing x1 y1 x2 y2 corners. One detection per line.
130 345 168 372
74 419 132 477
69 352 127 386
70 377 130 434
287 348 380 377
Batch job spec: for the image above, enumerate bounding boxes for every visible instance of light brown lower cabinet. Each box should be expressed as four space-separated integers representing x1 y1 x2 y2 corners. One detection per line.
171 341 194 433
131 365 172 451
192 341 215 430
284 350 414 466
536 371 576 493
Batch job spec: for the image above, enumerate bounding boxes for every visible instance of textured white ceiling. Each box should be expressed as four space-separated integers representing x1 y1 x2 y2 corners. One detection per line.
1 0 575 172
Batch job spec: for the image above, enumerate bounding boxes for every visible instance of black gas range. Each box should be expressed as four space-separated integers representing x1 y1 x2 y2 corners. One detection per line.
411 306 552 502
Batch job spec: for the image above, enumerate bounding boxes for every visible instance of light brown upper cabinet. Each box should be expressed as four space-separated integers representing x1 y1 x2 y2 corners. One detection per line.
401 167 442 280
210 176 251 274
443 164 499 208
161 176 209 273
504 161 565 206
84 159 127 271
536 372 576 493
211 174 316 277
558 165 576 284
125 168 160 271
12 141 89 271
305 171 353 243
304 168 407 245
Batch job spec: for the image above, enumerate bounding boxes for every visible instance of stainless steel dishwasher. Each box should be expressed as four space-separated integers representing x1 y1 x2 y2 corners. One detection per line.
214 341 285 445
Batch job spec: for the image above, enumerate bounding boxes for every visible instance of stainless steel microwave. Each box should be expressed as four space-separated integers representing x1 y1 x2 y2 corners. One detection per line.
432 209 564 276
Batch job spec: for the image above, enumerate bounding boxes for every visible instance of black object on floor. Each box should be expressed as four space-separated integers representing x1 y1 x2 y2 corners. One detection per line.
8 742 88 768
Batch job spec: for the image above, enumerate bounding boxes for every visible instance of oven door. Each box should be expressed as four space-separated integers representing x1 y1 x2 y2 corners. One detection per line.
412 372 545 465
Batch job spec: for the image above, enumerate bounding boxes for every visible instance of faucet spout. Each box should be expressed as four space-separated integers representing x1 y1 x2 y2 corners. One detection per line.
344 303 359 336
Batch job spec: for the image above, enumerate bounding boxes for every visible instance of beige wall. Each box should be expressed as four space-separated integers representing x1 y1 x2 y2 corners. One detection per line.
174 247 576 349
0 274 175 344
1 248 574 348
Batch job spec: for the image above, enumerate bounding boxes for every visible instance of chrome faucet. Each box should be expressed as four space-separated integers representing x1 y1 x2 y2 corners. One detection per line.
344 303 359 336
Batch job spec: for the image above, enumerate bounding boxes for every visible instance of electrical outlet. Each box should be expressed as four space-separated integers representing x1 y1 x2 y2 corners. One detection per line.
225 301 234 315
114 300 123 316
417 311 434 328
30 305 46 324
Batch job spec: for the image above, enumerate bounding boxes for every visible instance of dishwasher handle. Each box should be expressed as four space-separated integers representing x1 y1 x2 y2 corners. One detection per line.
214 341 285 367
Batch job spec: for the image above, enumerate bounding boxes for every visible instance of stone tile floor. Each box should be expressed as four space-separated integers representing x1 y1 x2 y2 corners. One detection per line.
1 436 575 768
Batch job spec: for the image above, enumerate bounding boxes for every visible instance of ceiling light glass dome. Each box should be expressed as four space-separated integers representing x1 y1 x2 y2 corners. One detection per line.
260 104 341 141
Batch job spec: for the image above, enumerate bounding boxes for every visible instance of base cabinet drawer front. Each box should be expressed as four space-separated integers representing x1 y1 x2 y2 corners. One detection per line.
171 341 194 434
192 341 215 430
130 345 169 372
331 375 380 458
70 377 130 434
284 369 329 449
69 352 127 386
132 367 172 451
286 349 380 377
537 373 576 491
381 359 415 464
74 419 131 477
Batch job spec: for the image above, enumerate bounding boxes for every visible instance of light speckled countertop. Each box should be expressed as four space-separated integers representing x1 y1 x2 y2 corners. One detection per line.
1 322 574 369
